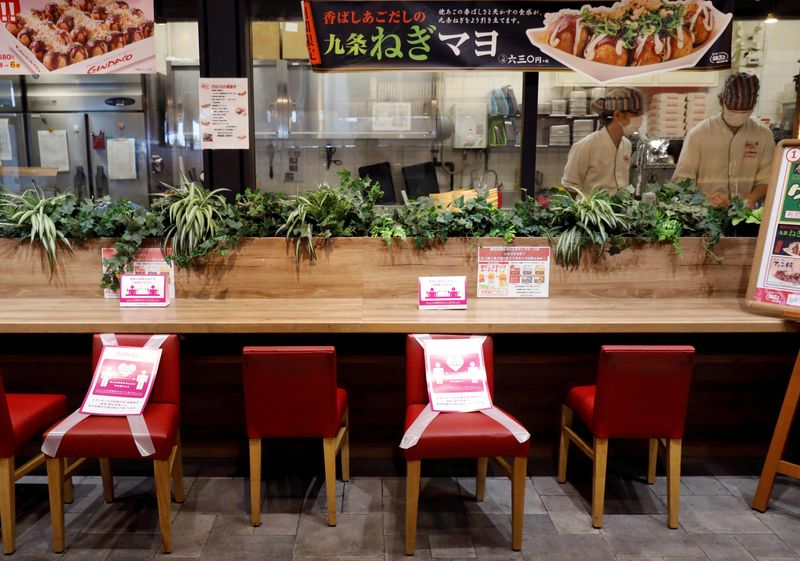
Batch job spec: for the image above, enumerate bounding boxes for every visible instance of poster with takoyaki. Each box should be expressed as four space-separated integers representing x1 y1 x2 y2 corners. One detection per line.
302 0 732 80
748 141 800 313
198 77 250 150
0 1 154 74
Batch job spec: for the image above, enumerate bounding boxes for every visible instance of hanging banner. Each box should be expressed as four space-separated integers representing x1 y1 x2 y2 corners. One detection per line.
303 0 732 82
0 0 155 75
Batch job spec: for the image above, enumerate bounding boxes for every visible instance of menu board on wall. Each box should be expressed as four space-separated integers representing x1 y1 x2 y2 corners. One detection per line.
477 246 550 298
199 78 250 150
302 0 733 82
747 141 800 315
0 0 155 75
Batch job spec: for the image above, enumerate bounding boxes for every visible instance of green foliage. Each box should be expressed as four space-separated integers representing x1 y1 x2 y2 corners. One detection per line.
0 186 72 273
234 188 286 237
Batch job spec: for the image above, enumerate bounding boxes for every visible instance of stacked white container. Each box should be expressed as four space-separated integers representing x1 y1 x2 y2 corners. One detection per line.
646 93 687 138
549 124 571 146
569 90 587 117
686 93 711 133
572 119 595 143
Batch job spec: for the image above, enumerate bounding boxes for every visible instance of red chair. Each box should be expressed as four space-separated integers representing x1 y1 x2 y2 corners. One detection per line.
404 335 530 555
0 374 67 554
558 345 694 529
243 346 349 527
44 334 184 553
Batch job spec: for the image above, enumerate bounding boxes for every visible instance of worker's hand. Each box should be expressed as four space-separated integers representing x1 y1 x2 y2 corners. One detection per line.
707 192 730 208
744 194 758 210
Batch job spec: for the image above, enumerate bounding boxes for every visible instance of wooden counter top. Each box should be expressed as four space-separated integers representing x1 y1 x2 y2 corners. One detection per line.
0 297 793 334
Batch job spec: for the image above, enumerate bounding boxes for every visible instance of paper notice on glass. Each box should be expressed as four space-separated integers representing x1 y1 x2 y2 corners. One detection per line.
198 77 249 150
107 138 137 180
0 119 12 161
422 337 491 413
37 130 69 172
80 345 162 416
373 102 411 131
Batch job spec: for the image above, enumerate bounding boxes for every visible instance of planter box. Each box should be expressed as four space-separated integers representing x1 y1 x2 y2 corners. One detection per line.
0 236 757 300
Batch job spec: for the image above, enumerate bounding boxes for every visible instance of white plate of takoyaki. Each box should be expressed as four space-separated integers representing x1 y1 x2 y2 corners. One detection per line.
4 0 154 73
527 0 732 83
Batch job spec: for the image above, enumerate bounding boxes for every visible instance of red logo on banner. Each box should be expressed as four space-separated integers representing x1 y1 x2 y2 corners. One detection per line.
0 1 20 23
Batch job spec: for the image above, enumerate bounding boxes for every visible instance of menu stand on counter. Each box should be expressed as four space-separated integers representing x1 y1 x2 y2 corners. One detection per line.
752 311 800 512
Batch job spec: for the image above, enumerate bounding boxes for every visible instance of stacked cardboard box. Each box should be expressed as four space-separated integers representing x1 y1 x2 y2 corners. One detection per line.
646 93 687 138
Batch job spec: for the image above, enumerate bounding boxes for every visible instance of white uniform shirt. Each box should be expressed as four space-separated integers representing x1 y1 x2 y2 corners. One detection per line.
561 128 632 193
673 113 775 197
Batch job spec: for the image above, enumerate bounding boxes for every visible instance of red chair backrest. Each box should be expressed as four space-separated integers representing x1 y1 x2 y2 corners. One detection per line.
242 346 340 438
0 375 14 456
406 334 495 406
593 345 694 439
92 334 180 406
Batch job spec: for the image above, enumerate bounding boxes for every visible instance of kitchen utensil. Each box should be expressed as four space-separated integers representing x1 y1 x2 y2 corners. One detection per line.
325 145 342 170
266 142 275 179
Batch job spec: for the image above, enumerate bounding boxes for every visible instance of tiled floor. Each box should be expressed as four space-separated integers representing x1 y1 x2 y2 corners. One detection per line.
8 471 800 560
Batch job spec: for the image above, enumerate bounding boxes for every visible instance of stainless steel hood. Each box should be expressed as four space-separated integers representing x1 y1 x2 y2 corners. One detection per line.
25 74 144 113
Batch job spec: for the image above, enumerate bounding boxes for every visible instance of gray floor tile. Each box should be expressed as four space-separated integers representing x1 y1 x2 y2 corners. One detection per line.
382 477 406 497
385 532 433 561
342 478 383 514
758 511 800 555
521 534 616 561
679 496 772 534
695 534 757 561
15 511 90 557
383 495 469 534
682 477 731 496
541 495 598 534
531 477 581 497
735 534 795 558
428 533 476 558
198 533 294 561
107 533 162 559
294 513 384 558
600 514 704 557
522 513 558 536
469 521 525 558
181 478 251 516
209 512 300 536
651 477 693 498
61 530 120 561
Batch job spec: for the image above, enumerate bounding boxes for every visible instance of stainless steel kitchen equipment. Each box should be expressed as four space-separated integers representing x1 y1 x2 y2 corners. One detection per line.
157 60 203 187
0 77 28 192
25 74 150 205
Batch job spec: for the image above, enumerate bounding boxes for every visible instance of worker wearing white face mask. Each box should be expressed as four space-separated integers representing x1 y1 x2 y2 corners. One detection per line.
561 87 644 194
674 72 775 209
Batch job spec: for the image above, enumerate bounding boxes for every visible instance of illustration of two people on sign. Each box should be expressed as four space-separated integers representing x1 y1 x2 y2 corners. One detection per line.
125 285 160 296
426 287 462 299
99 362 150 391
432 358 481 385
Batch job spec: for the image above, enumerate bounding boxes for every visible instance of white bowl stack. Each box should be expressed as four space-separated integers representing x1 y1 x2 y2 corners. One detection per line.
646 93 687 138
686 93 711 134
549 124 571 146
569 90 588 117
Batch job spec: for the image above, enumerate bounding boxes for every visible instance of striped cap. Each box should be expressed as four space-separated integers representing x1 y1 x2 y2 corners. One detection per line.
722 73 759 110
591 87 644 115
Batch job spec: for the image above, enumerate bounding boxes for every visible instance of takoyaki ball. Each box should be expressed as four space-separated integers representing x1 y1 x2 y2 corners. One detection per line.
633 36 665 66
107 31 127 50
116 1 129 8
686 3 714 46
125 25 143 43
68 43 88 63
107 14 123 31
548 15 590 56
6 20 22 37
16 28 33 47
71 26 89 44
140 21 154 38
29 40 47 61
85 38 108 57
44 3 62 21
585 37 629 66
56 15 74 32
91 6 108 20
668 30 694 60
69 0 94 10
56 30 71 46
29 9 46 20
131 8 144 18
43 51 68 71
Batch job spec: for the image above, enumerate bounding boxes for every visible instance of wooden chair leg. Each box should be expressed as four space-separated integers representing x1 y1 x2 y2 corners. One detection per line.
46 457 65 553
558 405 573 483
405 460 421 556
154 459 172 554
249 438 262 527
341 410 350 482
171 432 186 503
511 456 527 551
322 436 338 526
667 439 682 529
592 438 609 529
99 458 114 503
62 458 74 504
476 457 488 502
0 457 15 554
648 439 659 484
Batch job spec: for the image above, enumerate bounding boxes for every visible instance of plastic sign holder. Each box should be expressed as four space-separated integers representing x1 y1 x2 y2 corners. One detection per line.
418 276 467 310
120 273 169 307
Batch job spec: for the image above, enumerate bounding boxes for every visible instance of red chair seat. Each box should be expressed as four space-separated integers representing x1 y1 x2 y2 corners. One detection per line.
4 394 67 458
46 404 178 461
335 388 348 424
566 385 596 431
403 404 530 461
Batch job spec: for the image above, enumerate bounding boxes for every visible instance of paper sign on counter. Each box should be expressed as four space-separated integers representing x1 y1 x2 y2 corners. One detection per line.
107 138 137 180
120 274 169 307
477 246 551 298
37 130 69 171
418 276 467 310
80 345 162 416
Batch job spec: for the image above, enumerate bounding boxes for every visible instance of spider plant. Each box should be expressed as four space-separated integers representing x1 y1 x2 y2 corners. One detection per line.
548 187 627 269
153 175 229 264
0 186 72 273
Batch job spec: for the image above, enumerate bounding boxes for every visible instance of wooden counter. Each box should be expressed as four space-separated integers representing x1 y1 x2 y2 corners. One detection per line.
0 296 793 334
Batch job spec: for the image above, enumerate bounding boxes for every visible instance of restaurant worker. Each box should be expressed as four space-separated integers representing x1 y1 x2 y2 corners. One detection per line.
561 87 644 193
673 72 775 209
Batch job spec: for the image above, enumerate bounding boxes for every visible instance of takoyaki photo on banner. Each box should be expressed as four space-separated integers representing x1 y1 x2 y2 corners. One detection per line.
0 0 155 75
302 0 732 78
